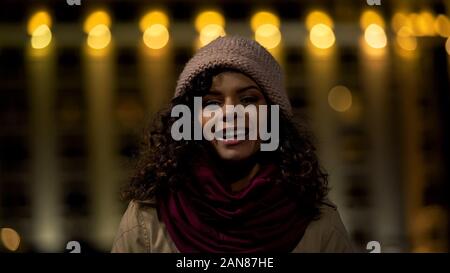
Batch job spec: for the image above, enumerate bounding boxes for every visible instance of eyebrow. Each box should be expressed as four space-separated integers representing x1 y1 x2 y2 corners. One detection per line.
208 85 260 95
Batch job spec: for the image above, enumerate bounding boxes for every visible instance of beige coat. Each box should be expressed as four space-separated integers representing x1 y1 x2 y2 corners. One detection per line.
111 199 356 253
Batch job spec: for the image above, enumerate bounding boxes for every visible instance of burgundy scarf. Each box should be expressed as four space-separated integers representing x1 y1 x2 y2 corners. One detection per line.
156 159 312 253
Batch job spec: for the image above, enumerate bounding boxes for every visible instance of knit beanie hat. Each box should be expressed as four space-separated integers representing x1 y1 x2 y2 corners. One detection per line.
173 35 293 118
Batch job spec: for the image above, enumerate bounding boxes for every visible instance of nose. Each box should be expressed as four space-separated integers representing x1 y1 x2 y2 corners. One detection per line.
221 97 239 123
222 106 234 123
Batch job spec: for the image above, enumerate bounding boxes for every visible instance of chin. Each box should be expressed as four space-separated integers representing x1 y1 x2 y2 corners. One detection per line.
217 151 252 161
213 140 258 161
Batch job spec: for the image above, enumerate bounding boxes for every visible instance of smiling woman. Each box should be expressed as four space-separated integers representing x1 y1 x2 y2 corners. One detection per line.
170 95 281 151
112 36 354 253
199 72 279 155
169 73 281 152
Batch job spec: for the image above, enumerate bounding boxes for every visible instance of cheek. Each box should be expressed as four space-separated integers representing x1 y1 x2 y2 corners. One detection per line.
197 111 214 128
201 115 210 127
200 110 221 141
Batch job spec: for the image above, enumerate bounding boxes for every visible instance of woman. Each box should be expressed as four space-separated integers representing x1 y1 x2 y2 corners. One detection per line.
112 36 354 253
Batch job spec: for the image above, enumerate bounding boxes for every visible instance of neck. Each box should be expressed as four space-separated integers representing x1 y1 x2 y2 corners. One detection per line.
209 153 261 192
229 163 260 192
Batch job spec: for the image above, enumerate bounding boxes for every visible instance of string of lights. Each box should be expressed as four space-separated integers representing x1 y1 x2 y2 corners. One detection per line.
26 9 450 54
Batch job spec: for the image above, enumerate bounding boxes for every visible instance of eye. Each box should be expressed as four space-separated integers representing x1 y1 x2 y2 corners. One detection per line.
240 96 258 105
203 99 222 107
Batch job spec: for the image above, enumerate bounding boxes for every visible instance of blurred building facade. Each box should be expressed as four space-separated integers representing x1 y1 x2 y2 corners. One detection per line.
0 0 449 252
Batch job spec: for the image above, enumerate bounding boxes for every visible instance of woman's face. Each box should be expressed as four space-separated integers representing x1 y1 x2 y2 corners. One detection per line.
200 72 267 161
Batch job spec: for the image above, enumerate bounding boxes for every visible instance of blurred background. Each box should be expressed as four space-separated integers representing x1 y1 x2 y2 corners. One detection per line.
0 0 449 253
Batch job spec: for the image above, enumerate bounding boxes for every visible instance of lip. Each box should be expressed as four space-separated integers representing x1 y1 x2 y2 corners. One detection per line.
217 139 246 146
214 127 248 141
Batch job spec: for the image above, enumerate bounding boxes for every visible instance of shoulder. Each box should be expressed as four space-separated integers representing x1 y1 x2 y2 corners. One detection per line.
111 201 151 253
111 200 178 253
292 199 356 253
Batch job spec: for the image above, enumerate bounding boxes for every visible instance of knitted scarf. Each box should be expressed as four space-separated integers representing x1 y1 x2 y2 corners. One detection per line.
156 158 312 253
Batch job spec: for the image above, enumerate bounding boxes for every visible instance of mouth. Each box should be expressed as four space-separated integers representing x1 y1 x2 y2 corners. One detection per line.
214 127 249 145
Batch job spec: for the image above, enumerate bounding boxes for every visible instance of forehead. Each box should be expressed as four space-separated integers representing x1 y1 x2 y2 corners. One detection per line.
211 71 258 90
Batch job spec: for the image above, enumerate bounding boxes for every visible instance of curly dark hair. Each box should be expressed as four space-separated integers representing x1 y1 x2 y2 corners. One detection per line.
121 67 329 218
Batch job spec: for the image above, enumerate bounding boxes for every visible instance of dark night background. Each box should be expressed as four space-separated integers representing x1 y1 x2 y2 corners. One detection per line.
0 0 448 252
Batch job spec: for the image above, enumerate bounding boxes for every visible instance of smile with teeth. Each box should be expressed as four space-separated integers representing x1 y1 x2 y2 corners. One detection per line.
215 128 248 141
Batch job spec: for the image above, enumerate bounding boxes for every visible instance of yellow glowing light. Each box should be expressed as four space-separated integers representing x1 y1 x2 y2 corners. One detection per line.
396 26 417 51
306 11 333 30
1 228 21 252
31 24 52 49
361 39 386 57
392 12 412 33
27 11 52 35
407 13 419 36
199 24 226 46
446 37 450 55
195 11 225 33
364 24 387 49
309 23 335 49
328 86 352 112
140 11 169 32
254 24 281 49
360 10 385 30
414 11 435 36
251 11 280 32
143 24 169 49
434 15 450 37
409 12 434 36
87 24 111 50
84 10 111 33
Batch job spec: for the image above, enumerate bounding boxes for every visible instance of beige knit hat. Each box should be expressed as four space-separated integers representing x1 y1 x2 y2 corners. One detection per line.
173 35 293 118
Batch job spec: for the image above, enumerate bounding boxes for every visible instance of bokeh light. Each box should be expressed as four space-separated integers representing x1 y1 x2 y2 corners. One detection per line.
195 10 225 47
328 86 353 112
143 24 169 49
254 24 281 49
1 228 21 252
306 11 333 30
27 11 52 35
309 23 335 49
195 10 225 33
434 15 450 38
28 11 52 49
84 10 112 50
364 24 387 49
413 11 435 36
360 10 385 30
31 24 52 49
87 24 111 50
83 10 111 33
140 10 169 32
199 24 225 47
392 12 411 33
251 11 280 32
396 26 417 51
